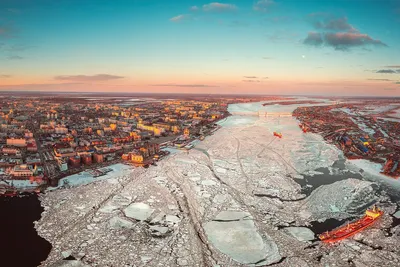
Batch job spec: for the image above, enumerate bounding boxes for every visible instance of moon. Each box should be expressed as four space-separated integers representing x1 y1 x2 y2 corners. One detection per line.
302 55 306 59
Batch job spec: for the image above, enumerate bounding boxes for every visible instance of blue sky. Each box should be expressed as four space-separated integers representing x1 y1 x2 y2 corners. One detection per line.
0 0 400 95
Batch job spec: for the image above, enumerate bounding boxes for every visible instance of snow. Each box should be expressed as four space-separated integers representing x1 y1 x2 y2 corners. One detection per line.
52 163 132 189
5 180 39 188
346 159 400 190
109 217 134 229
161 147 181 155
285 227 315 241
123 202 155 221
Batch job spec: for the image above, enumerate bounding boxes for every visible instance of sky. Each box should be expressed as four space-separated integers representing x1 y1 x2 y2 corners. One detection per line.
0 0 400 96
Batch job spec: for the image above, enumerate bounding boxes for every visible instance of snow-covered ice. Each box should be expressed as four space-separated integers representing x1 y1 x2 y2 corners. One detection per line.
36 99 400 267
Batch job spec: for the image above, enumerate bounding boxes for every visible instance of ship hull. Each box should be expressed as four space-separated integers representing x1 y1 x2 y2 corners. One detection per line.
319 212 383 243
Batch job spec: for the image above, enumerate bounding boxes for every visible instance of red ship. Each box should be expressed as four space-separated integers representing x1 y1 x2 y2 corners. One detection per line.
273 132 282 138
318 206 383 243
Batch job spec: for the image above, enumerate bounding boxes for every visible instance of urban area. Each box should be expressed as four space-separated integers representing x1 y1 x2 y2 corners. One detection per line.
0 95 285 196
293 99 400 178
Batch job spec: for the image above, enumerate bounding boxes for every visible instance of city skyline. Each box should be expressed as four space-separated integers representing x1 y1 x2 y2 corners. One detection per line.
1 0 400 96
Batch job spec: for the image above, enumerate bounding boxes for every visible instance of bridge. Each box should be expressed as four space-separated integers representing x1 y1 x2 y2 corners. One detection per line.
230 111 292 117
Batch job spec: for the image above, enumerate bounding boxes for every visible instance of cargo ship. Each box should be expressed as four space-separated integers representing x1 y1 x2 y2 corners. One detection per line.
318 206 383 243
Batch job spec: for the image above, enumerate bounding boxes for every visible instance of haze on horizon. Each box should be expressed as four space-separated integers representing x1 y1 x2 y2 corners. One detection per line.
0 0 400 96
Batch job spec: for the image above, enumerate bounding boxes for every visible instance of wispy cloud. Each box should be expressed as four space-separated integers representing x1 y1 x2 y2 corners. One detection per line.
367 78 393 81
170 14 189 22
203 2 237 12
7 55 23 60
395 82 400 84
242 80 260 82
376 69 397 74
190 6 199 11
5 44 32 52
262 57 273 59
253 0 275 12
0 74 11 78
54 74 124 81
243 76 258 79
151 84 218 87
384 65 400 68
229 20 249 27
7 8 21 14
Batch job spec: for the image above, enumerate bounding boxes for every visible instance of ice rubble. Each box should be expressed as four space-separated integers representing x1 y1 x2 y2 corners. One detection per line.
36 101 400 267
300 178 378 221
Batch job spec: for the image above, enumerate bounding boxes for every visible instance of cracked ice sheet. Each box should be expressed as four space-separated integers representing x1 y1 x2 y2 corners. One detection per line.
37 166 205 267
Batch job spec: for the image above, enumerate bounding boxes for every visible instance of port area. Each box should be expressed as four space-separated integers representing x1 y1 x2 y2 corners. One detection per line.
293 100 400 178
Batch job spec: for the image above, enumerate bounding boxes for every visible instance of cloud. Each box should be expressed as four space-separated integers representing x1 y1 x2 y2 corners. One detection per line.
0 83 83 91
303 15 386 51
376 69 397 74
304 32 386 50
253 0 275 12
395 82 400 84
384 65 400 68
7 8 21 14
229 20 249 27
303 32 323 46
54 74 124 81
0 74 11 78
383 88 397 90
0 24 17 38
262 57 273 59
170 14 189 22
242 80 260 82
367 78 393 81
0 27 12 37
243 76 258 79
190 6 199 11
312 17 356 32
325 32 386 50
151 84 218 87
5 44 32 52
203 2 237 12
7 55 23 60
263 77 269 79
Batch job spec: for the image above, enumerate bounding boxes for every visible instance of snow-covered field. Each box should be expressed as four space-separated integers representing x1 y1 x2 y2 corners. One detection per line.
51 163 133 189
36 100 400 267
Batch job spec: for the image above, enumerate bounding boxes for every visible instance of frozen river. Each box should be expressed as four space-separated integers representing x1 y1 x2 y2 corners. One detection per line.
36 98 400 267
220 99 400 197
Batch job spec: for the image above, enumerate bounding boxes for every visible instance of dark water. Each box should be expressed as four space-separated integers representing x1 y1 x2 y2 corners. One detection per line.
294 159 363 196
0 194 52 267
309 218 349 235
